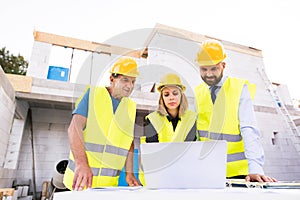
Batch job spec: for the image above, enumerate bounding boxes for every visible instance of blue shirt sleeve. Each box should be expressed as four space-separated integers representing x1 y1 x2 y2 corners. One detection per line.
72 89 90 117
72 88 121 117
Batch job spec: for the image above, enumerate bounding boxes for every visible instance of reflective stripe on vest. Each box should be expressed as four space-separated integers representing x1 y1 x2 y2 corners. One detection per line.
194 77 256 177
227 152 247 162
198 130 242 142
68 159 121 177
146 110 197 143
85 142 128 157
63 86 136 189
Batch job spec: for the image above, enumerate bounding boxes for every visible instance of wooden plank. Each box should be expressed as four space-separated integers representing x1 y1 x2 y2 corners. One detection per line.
0 188 14 196
152 23 263 58
6 74 32 93
33 31 142 58
155 23 207 44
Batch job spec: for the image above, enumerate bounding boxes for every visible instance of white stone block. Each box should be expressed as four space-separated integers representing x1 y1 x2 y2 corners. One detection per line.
4 151 18 169
21 186 29 197
0 105 14 133
27 41 52 79
18 196 32 200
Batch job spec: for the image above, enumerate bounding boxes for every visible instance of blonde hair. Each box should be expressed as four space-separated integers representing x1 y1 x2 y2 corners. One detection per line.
157 89 189 118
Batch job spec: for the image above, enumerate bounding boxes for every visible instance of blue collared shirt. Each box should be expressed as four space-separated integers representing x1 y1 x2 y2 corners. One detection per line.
210 76 265 175
72 88 120 117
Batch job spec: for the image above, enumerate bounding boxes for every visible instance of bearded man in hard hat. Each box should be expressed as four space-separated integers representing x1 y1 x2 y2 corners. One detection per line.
64 57 140 190
194 39 277 182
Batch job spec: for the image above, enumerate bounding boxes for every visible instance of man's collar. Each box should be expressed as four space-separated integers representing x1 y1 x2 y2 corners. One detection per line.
212 75 228 88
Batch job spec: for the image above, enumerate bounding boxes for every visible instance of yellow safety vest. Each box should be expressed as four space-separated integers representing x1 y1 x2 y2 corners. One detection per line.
194 77 256 177
146 110 197 142
139 110 197 185
63 86 136 189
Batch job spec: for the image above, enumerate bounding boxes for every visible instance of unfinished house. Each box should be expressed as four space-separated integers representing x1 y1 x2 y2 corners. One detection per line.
1 23 300 198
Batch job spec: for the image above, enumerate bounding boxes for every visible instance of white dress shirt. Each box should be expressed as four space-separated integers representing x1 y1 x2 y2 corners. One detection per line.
211 76 265 175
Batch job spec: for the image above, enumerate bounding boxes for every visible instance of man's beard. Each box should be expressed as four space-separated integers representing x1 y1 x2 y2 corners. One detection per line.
201 73 223 86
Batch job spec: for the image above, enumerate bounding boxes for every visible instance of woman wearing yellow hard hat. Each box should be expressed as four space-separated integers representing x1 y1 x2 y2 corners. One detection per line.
143 73 197 143
138 73 197 185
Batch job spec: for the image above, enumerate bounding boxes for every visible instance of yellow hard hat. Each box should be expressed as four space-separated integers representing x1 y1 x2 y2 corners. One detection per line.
196 39 227 66
110 57 139 77
157 73 186 92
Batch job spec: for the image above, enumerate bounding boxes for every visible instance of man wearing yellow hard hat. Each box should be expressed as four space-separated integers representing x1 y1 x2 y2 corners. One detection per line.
63 57 140 190
194 39 277 182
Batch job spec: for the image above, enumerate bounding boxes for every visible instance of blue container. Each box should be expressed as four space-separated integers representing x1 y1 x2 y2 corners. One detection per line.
47 66 69 82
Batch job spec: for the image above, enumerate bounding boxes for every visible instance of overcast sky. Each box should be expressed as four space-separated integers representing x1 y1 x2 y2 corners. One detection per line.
1 0 299 99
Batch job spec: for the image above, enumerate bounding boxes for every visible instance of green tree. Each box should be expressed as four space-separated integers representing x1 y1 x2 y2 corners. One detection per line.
0 47 28 75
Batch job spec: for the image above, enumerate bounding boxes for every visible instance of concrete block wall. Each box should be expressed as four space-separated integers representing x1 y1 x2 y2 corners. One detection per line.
256 111 300 180
0 168 17 188
0 67 17 187
0 89 15 166
4 118 28 169
17 108 71 193
277 84 294 106
263 140 300 180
